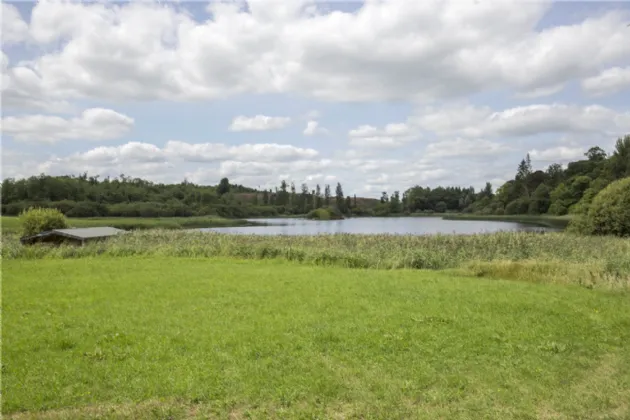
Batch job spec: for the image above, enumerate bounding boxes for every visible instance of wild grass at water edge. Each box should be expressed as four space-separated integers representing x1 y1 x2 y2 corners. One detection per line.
441 214 573 229
3 230 628 290
0 215 265 234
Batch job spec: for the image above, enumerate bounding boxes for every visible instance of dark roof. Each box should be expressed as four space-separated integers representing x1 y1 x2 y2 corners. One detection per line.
20 227 127 244
52 227 126 240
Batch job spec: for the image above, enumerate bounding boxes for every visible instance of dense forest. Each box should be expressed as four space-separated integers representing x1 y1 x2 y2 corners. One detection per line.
2 135 628 219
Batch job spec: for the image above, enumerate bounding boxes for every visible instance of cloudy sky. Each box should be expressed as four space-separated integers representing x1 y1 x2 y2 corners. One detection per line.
1 0 630 197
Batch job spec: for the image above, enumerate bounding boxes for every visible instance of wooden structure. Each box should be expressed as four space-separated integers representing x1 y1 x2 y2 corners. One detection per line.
20 227 127 246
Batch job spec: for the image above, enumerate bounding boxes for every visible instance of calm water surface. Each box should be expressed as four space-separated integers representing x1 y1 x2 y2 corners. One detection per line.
201 217 558 236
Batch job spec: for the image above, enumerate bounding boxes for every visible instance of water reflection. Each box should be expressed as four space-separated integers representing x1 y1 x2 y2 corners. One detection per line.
201 217 559 236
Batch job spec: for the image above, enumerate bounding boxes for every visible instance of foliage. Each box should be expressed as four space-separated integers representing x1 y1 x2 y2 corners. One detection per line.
571 177 630 237
0 174 369 218
306 207 344 220
18 207 68 237
458 134 630 223
5 258 630 419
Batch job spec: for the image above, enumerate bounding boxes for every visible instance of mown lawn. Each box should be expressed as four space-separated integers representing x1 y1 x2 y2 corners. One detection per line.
3 258 630 419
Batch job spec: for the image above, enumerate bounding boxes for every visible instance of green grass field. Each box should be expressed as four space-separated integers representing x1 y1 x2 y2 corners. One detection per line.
0 216 260 234
3 257 630 419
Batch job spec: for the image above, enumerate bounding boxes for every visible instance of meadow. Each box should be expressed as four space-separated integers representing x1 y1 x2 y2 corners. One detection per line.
3 257 630 419
3 223 630 419
2 230 629 290
0 215 261 235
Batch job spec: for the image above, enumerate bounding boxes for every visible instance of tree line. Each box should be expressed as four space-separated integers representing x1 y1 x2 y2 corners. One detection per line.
0 173 363 218
1 135 628 218
371 135 628 217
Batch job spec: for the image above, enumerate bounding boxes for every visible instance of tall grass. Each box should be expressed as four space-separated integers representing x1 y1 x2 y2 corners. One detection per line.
0 215 261 234
4 230 629 290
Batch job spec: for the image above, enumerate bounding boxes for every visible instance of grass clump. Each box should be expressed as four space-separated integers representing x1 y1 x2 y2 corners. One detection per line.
3 258 630 419
3 230 629 290
17 207 68 237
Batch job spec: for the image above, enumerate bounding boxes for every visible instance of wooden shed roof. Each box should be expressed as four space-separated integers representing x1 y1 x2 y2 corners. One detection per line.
20 227 127 244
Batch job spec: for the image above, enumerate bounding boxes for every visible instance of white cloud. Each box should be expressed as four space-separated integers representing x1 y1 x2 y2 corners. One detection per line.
303 120 328 136
2 3 29 44
1 108 134 143
303 110 320 120
348 123 417 148
183 158 336 189
529 146 586 162
228 115 291 132
3 1 629 108
26 140 319 168
349 123 411 138
1 53 76 113
22 140 324 189
164 141 318 162
581 67 630 97
424 138 512 158
412 103 630 138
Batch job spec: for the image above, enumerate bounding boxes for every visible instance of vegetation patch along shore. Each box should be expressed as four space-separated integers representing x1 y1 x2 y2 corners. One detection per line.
441 214 573 229
1 215 262 235
3 257 630 419
4 230 629 290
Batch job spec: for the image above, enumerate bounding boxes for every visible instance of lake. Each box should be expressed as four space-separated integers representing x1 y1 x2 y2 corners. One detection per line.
201 217 559 236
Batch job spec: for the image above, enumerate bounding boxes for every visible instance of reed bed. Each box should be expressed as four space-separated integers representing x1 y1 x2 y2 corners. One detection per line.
3 230 629 290
0 215 259 234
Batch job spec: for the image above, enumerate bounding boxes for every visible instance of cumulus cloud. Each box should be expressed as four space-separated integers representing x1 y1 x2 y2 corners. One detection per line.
1 108 134 143
2 0 630 109
303 120 328 136
348 123 418 148
581 67 630 97
1 53 76 113
528 146 585 162
228 115 291 131
2 3 29 44
164 141 318 162
424 138 513 158
412 103 630 138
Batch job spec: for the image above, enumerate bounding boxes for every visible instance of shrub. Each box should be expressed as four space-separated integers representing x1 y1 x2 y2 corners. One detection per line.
570 177 630 237
65 201 109 217
18 207 68 237
505 198 529 215
306 207 344 220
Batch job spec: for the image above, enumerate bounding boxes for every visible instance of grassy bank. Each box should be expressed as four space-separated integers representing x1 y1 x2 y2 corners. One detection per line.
442 214 573 229
4 257 630 419
0 216 261 235
3 230 629 290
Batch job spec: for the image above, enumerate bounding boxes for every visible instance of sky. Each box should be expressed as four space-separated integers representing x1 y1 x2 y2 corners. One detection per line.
1 0 630 198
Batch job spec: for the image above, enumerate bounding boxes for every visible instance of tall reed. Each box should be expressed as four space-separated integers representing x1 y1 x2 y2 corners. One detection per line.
3 230 629 290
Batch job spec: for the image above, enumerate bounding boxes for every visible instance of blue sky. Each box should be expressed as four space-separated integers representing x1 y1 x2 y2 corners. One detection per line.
2 0 630 197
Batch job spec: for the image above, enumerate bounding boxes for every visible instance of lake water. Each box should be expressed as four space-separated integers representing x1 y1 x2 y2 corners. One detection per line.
201 217 559 236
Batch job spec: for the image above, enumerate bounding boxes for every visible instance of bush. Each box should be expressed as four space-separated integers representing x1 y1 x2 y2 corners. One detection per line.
65 201 109 217
570 177 630 237
505 198 529 215
18 207 68 237
306 207 344 220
